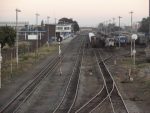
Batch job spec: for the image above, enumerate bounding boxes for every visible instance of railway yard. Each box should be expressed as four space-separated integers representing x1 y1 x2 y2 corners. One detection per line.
0 32 150 113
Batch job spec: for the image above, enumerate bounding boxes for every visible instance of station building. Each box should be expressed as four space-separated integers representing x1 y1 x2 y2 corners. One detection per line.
56 24 74 40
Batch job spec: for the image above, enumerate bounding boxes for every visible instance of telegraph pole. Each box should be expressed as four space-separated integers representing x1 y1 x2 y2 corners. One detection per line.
47 16 50 47
16 8 21 68
113 18 115 25
0 44 2 88
35 13 39 58
118 16 122 48
149 0 150 46
55 18 57 42
130 11 134 57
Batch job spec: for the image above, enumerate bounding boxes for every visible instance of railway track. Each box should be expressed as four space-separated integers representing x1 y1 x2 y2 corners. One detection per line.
0 54 64 113
0 36 81 113
74 48 129 113
52 37 84 113
93 49 129 113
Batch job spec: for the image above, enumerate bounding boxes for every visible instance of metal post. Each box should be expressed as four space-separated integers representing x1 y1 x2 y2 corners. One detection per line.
112 18 115 32
47 16 50 47
130 11 133 57
0 44 2 88
105 21 108 35
149 0 150 46
40 32 41 47
113 18 115 25
55 18 57 42
11 49 13 78
59 41 62 75
35 13 39 58
16 9 21 68
133 39 136 69
118 16 122 48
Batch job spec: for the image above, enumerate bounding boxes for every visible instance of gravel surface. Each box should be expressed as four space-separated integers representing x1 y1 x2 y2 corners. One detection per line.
74 45 104 110
103 46 150 113
14 36 82 113
0 36 76 112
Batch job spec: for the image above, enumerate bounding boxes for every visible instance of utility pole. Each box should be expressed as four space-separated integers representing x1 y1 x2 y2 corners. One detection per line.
112 18 115 32
118 16 122 48
130 11 134 57
16 8 21 68
47 16 50 47
149 0 150 46
0 44 2 88
55 18 57 42
109 19 111 34
35 13 39 58
113 18 115 25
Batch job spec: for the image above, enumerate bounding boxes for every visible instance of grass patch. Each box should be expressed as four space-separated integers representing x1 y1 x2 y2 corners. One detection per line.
2 43 58 81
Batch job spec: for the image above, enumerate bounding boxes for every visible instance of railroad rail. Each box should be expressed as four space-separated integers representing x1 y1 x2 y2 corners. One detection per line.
0 36 80 113
52 38 84 113
0 54 64 113
93 49 129 113
74 49 129 113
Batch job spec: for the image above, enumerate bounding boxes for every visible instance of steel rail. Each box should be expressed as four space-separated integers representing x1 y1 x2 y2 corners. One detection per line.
67 44 83 113
98 49 129 113
74 48 114 113
94 49 115 113
52 39 84 113
13 57 60 113
74 85 105 113
0 54 64 113
103 58 130 113
0 38 75 113
89 83 115 113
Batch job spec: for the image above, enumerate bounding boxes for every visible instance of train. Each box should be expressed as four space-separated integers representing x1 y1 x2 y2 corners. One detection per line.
89 31 147 48
88 32 100 48
88 32 115 48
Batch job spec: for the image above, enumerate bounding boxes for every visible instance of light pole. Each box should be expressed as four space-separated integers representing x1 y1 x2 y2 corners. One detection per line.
109 19 111 34
130 11 134 57
55 18 57 42
0 44 2 88
35 13 39 58
113 18 115 25
149 0 150 46
47 16 50 47
112 18 115 32
16 8 21 68
118 16 122 48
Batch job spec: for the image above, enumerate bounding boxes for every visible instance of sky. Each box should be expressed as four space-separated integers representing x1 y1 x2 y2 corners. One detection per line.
0 0 148 27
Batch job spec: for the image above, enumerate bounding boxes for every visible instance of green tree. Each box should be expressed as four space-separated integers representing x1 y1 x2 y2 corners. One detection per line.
73 21 80 32
0 26 16 48
138 17 149 33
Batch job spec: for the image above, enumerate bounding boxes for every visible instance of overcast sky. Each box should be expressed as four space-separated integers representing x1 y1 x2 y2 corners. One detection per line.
0 0 148 27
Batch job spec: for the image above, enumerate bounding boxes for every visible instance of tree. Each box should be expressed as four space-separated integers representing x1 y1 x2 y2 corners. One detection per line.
0 26 16 48
73 21 80 32
138 17 149 33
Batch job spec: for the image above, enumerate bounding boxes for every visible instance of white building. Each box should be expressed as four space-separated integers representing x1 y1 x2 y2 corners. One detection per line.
56 24 74 39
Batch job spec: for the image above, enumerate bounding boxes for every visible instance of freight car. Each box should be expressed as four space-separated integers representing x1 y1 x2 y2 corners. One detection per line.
89 32 115 48
89 32 97 47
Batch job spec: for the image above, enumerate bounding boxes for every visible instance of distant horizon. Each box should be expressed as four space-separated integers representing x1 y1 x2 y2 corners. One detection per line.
0 0 148 27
